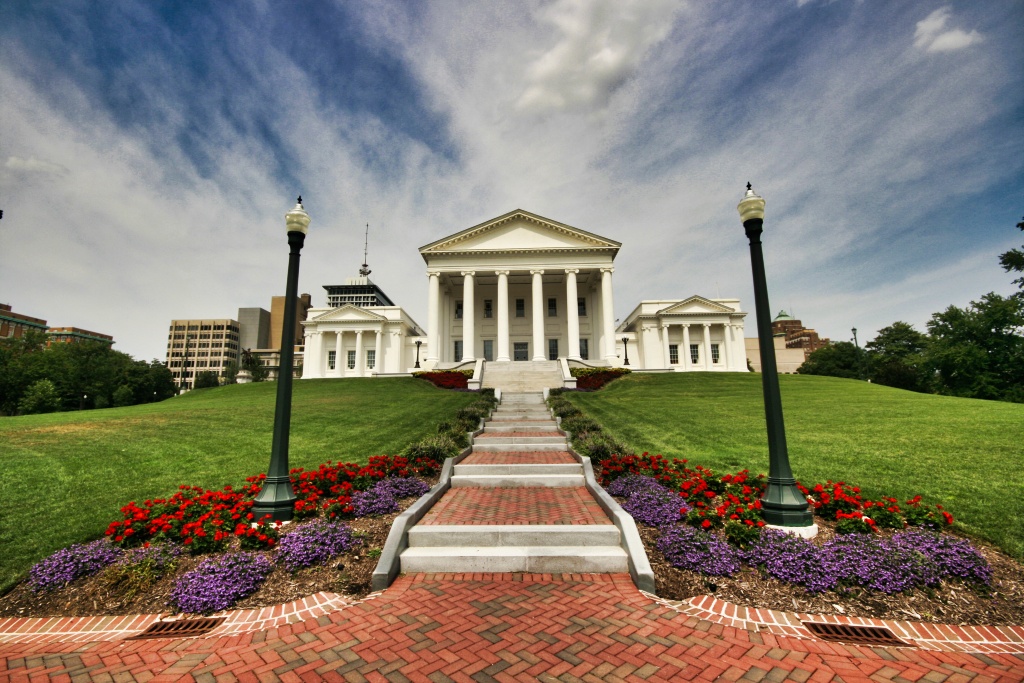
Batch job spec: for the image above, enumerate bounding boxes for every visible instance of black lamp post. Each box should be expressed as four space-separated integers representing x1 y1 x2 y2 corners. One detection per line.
851 327 864 380
252 197 310 522
738 184 813 529
414 340 422 369
621 336 630 366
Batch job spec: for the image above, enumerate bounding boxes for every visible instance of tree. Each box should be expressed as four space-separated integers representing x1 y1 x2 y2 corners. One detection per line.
925 293 1024 402
796 341 861 379
112 385 135 407
194 371 220 389
221 359 238 385
18 379 61 415
865 322 930 392
0 330 48 415
241 349 268 382
999 216 1024 293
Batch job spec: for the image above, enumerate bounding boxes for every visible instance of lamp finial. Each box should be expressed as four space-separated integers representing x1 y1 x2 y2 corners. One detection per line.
746 182 752 192
297 195 302 205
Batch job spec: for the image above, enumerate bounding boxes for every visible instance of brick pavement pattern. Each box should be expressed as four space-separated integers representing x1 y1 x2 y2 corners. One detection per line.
3 573 1022 682
419 488 611 526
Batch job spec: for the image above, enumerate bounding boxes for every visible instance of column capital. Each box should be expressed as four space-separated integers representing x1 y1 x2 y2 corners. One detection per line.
682 323 691 329
661 323 671 330
461 270 476 278
703 322 711 328
427 270 441 279
494 269 510 277
564 268 580 275
530 269 545 276
600 266 614 274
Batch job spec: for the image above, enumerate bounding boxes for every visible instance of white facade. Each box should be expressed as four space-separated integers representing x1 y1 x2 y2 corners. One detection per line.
301 304 424 378
419 209 621 367
617 297 748 372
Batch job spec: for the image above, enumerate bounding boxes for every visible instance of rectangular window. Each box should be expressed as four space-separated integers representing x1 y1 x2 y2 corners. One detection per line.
483 339 494 361
484 300 493 318
579 339 589 360
455 300 463 320
548 339 558 361
547 298 557 317
454 340 463 362
578 298 587 316
669 344 679 365
366 349 376 369
711 344 720 364
690 344 700 364
515 299 525 317
347 350 356 369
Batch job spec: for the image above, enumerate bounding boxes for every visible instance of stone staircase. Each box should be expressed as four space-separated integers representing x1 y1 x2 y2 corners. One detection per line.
399 392 629 573
480 361 563 392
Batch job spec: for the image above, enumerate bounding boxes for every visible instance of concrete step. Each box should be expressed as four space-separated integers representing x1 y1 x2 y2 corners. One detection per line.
454 463 580 476
399 545 629 573
450 473 584 487
483 423 559 433
407 524 620 548
487 414 553 422
474 435 566 444
472 442 569 452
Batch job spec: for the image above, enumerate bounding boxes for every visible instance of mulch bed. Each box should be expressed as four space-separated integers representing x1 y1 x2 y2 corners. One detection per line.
2 487 1022 626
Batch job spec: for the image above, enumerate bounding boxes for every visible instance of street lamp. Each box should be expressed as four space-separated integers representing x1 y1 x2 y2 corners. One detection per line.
851 327 864 380
252 197 310 522
415 340 422 369
621 337 630 366
738 183 814 531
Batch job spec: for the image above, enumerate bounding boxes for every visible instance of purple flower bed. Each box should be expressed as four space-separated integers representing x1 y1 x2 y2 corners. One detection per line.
891 530 993 585
352 487 399 516
621 487 688 528
742 529 833 592
170 552 273 614
822 534 941 594
606 474 665 499
276 519 362 572
29 540 123 592
375 477 430 500
656 524 741 576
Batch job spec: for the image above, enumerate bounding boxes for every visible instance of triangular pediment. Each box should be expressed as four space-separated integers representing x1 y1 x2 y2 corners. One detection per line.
659 296 736 316
308 305 387 323
420 209 620 258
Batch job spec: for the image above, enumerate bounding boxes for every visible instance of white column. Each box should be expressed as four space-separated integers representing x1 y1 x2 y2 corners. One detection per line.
702 323 712 370
661 324 671 369
374 329 383 374
334 331 344 377
531 269 545 361
565 269 580 360
600 267 616 362
302 331 319 379
355 330 364 377
496 270 510 362
461 271 475 362
426 272 440 362
732 324 746 370
682 324 691 371
722 322 733 371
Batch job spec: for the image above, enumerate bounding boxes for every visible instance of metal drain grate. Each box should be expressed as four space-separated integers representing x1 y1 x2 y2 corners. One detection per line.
804 622 910 647
127 617 225 640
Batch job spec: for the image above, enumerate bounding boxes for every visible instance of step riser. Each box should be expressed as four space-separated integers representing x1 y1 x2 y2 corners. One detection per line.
408 526 620 547
450 474 584 487
454 464 580 476
475 437 566 445
400 548 629 574
484 425 559 433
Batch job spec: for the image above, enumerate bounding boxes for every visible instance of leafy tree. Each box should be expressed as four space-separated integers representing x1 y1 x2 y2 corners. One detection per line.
0 330 48 415
18 379 61 415
112 385 135 407
999 216 1024 293
221 359 238 385
194 371 220 389
796 341 861 379
924 293 1024 402
865 322 930 392
241 349 268 382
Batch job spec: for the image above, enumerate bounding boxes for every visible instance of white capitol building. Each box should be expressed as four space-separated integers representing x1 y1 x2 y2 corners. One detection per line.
301 209 760 383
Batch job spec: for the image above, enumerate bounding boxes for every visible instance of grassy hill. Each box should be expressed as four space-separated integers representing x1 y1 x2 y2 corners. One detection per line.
565 372 1024 560
0 378 478 593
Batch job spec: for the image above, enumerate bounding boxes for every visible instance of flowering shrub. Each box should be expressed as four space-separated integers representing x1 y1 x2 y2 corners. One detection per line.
835 510 878 535
352 487 398 516
606 474 664 499
235 516 282 550
903 496 954 529
170 552 273 614
891 531 992 585
29 540 123 592
276 519 362 572
861 498 905 529
656 525 741 577
412 370 472 389
569 367 631 390
799 480 863 519
598 453 681 489
103 543 182 599
621 487 688 528
375 477 431 500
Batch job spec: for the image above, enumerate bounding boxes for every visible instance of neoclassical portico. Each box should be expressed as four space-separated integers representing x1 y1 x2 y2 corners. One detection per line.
301 304 423 378
420 210 621 367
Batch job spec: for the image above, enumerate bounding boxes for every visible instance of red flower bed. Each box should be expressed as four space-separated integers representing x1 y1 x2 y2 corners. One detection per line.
412 371 472 389
569 368 631 390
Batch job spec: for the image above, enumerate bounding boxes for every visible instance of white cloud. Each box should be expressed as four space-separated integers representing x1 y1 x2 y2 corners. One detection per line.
914 7 983 53
516 0 681 112
4 155 69 176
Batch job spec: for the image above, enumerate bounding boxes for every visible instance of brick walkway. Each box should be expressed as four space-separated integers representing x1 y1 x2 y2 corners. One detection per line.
2 574 1021 682
461 453 577 465
419 488 611 526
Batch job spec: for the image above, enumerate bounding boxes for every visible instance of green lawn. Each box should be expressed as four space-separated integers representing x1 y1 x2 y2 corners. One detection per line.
0 378 477 593
565 372 1024 560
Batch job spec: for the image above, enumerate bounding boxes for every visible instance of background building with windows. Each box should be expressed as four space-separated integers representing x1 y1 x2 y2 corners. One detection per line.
1 303 48 339
165 319 241 389
46 327 114 346
771 310 830 359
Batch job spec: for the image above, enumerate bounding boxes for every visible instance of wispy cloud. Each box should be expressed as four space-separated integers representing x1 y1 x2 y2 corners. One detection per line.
914 7 983 53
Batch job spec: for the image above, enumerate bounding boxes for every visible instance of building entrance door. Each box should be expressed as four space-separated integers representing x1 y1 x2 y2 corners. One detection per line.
513 342 529 361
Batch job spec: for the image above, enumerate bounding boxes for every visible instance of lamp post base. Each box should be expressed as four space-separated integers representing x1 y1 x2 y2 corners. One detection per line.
251 476 297 522
765 522 818 539
761 478 814 528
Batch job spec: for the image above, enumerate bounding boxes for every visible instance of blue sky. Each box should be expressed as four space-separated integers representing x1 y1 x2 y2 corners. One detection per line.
1 0 1022 361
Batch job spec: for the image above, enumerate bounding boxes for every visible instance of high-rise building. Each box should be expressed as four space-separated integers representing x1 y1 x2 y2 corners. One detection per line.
237 307 271 351
324 277 395 308
165 319 240 390
771 310 829 359
270 293 312 350
0 304 48 339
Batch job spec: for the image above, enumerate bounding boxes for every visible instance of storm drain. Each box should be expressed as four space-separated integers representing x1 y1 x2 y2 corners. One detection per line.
127 617 225 640
804 622 911 647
